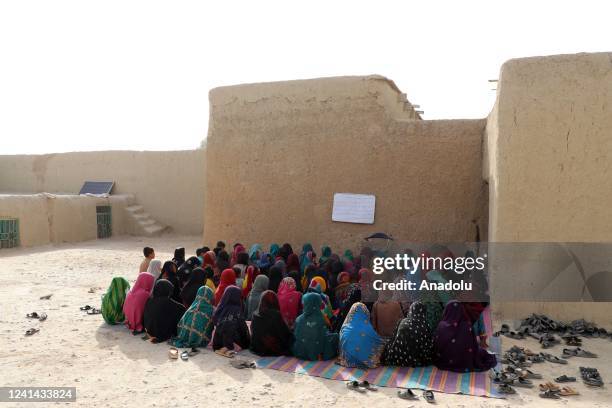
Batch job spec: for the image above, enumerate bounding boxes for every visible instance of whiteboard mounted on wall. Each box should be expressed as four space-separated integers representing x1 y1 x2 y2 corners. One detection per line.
332 193 376 224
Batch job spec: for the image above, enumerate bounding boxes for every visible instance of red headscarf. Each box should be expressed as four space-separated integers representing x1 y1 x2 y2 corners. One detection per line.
123 272 155 331
203 251 216 268
277 277 302 328
214 268 236 306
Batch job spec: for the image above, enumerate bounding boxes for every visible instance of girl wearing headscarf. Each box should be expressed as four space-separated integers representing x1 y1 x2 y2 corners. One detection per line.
287 269 303 293
277 277 302 328
292 293 338 361
268 264 283 293
101 277 130 325
246 274 269 320
381 301 433 366
250 290 293 356
333 272 353 310
286 253 300 274
234 252 249 282
173 286 215 348
319 246 332 266
180 267 206 308
214 251 230 286
269 243 280 261
143 280 186 342
230 244 246 267
307 278 333 327
173 247 186 267
278 243 293 261
241 265 257 299
371 289 408 338
299 247 315 274
338 302 385 369
433 301 497 372
212 286 250 356
332 285 361 332
214 268 236 306
160 261 181 303
257 252 272 271
248 244 262 263
343 249 354 262
203 265 216 291
202 251 216 269
146 260 162 280
123 272 155 333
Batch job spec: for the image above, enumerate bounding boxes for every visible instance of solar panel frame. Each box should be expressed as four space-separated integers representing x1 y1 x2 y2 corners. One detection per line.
79 181 115 195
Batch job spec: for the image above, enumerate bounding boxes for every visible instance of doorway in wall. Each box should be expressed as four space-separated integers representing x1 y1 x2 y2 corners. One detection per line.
96 206 112 239
0 218 20 248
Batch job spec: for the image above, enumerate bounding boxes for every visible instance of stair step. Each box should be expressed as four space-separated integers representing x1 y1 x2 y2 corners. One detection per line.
144 225 166 236
138 219 156 226
126 205 144 214
132 212 150 220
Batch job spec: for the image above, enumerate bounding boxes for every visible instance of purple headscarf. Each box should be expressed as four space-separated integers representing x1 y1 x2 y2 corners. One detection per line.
433 300 496 372
212 285 242 325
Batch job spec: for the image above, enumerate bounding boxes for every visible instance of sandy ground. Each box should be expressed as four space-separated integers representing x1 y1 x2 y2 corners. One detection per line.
1 235 611 408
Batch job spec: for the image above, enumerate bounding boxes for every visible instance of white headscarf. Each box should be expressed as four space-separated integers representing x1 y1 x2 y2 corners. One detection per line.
147 259 162 280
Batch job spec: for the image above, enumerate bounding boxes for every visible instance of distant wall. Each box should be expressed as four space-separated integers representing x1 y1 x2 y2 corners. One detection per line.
204 76 487 250
485 52 612 325
0 150 205 235
0 194 131 247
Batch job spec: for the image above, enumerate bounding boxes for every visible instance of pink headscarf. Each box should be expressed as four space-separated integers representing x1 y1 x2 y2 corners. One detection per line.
277 277 302 328
123 272 155 331
230 244 246 267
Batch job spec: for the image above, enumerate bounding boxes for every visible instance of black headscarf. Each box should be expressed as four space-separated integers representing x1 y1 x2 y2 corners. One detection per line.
160 261 181 302
332 285 361 332
250 290 292 356
180 268 206 308
381 301 434 367
288 270 303 292
143 279 186 341
278 243 293 261
268 265 283 293
173 247 186 267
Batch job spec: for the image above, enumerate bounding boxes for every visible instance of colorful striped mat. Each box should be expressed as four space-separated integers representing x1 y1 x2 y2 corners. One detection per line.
255 307 502 398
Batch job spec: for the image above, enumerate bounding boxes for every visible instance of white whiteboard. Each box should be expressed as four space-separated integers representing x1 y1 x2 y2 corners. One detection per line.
332 193 376 224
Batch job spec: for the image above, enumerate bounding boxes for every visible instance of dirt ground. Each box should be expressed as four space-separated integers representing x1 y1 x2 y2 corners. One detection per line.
1 235 611 407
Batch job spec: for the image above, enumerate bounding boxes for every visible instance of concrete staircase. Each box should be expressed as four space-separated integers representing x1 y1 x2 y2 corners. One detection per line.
125 203 168 237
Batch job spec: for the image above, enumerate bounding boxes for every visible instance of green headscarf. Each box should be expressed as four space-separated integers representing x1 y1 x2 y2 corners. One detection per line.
173 286 215 348
101 277 130 325
319 246 332 265
292 293 338 361
343 249 354 262
269 243 280 259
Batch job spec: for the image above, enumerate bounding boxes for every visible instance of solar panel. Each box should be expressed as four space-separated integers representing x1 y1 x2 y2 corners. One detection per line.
79 181 115 195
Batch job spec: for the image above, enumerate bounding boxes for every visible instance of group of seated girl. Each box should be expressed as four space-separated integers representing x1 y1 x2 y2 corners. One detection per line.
100 242 496 371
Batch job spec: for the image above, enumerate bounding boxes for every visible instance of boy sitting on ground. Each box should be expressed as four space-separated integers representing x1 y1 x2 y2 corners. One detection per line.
140 246 155 273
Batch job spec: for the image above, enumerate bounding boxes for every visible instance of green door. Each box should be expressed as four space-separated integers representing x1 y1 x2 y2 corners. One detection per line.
0 218 20 249
96 206 112 239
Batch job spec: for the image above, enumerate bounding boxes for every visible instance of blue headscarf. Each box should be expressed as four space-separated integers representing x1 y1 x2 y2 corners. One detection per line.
299 243 314 273
338 302 384 368
248 244 262 262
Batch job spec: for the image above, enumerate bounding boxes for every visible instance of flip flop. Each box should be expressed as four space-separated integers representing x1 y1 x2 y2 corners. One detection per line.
38 313 47 322
522 369 542 379
539 390 561 399
542 353 568 364
554 375 576 383
168 348 179 359
496 384 516 394
397 389 417 400
79 305 92 311
230 359 257 369
559 386 579 396
574 348 597 358
545 382 560 391
346 381 366 393
26 312 40 319
423 390 435 403
358 381 377 391
86 308 101 315
25 328 39 336
514 377 533 388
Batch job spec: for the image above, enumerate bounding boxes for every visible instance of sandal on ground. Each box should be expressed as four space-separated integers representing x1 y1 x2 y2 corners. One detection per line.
87 308 101 315
26 312 40 319
574 347 597 358
230 359 256 369
542 353 568 364
554 375 576 383
539 390 561 399
180 351 189 361
25 328 40 336
215 348 236 358
559 386 579 396
168 348 179 359
496 384 516 394
79 305 92 311
423 390 435 403
346 380 366 393
187 348 200 356
514 377 533 388
358 381 377 391
521 369 542 379
397 389 417 400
